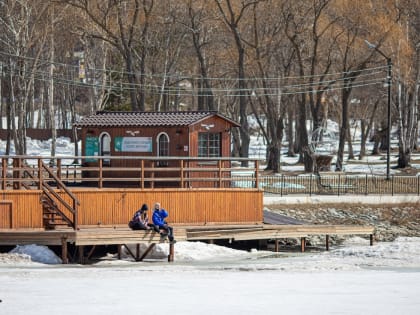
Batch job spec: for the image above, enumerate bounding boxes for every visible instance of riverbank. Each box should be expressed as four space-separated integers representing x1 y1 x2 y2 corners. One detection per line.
265 201 420 244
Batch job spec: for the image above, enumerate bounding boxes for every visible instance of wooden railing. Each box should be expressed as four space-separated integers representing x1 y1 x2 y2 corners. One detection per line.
1 158 80 229
4 155 418 196
39 161 79 229
0 156 261 190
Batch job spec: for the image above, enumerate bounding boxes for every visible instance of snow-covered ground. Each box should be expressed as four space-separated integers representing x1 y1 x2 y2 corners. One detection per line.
0 238 419 315
0 137 419 314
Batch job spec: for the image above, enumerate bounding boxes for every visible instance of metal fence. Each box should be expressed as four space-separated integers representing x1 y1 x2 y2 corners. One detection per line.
244 174 420 196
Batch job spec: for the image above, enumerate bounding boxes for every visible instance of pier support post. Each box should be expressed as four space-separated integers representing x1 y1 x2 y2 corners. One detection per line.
78 246 85 264
370 234 374 246
136 244 140 260
300 237 306 252
117 245 122 260
274 239 279 252
168 242 175 262
61 236 68 264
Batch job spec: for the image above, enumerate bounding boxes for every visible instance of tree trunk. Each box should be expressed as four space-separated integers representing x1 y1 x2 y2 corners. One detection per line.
266 118 284 173
336 88 350 171
359 119 367 160
286 108 295 156
346 126 354 160
297 94 310 169
49 13 56 160
397 150 410 168
126 54 140 112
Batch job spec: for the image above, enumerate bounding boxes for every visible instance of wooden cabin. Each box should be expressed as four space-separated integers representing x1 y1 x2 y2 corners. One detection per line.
0 111 264 235
0 156 263 230
74 111 240 187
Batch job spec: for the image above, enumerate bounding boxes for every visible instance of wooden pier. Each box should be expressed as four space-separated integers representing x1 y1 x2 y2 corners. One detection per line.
0 155 375 264
0 222 374 264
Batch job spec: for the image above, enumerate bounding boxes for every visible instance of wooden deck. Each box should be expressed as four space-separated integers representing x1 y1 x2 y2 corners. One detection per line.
186 224 374 241
0 222 375 263
0 155 376 264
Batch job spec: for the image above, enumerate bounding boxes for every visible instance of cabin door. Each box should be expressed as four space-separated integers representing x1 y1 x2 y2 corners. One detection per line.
99 132 111 166
157 132 169 167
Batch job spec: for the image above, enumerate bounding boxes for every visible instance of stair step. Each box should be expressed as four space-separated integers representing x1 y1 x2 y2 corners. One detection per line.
45 221 70 226
43 216 65 221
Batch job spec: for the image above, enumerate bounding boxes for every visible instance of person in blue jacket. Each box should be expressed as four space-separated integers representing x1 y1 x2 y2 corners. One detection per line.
152 202 175 243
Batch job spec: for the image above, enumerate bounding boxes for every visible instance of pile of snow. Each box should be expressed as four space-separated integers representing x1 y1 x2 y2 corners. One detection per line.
167 241 251 261
121 241 252 262
8 244 62 265
0 253 33 265
0 136 78 159
326 237 420 268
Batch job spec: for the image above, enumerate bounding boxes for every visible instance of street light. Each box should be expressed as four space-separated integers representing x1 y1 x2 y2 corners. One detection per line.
365 40 392 179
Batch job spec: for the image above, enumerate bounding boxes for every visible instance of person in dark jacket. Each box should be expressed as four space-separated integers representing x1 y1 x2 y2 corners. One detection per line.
152 202 175 243
129 204 159 231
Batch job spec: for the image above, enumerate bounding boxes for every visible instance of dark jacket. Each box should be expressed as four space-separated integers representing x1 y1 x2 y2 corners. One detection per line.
129 209 149 229
152 209 168 227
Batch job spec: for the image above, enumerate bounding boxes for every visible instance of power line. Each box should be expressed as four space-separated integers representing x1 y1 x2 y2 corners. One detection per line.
0 49 388 83
1 66 386 97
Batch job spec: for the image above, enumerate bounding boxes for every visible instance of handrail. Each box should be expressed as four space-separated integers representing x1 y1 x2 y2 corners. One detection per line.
42 182 77 215
2 156 420 195
41 184 74 227
40 161 79 229
40 161 80 205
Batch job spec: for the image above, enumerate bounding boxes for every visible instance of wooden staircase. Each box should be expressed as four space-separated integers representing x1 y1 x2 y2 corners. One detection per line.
40 193 74 229
39 161 80 230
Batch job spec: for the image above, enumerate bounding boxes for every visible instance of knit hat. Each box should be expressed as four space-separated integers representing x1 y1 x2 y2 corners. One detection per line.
140 204 149 211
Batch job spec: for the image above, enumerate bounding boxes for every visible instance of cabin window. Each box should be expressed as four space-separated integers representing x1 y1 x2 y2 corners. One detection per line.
198 133 221 157
157 133 169 166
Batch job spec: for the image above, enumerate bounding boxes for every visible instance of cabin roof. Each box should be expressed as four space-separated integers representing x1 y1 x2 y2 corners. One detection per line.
74 111 240 128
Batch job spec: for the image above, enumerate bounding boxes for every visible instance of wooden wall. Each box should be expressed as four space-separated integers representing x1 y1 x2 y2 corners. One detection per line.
0 192 43 229
0 189 263 229
188 115 233 157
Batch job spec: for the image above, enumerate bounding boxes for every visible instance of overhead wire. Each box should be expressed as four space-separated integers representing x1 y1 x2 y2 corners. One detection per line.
0 49 389 97
0 49 388 83
0 65 387 97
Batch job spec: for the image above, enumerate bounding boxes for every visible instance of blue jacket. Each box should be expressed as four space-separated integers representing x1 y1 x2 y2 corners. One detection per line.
152 209 168 227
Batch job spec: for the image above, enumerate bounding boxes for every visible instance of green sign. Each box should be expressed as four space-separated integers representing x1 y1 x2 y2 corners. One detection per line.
85 136 99 162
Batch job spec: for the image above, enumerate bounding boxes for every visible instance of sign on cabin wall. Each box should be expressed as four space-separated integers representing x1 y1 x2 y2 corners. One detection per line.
85 136 99 161
114 137 153 152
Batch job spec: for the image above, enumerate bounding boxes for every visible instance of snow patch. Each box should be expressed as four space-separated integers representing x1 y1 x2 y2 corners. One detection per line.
9 244 62 265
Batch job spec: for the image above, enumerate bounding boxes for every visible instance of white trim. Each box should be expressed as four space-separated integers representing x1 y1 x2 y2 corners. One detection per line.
98 132 111 155
156 132 170 157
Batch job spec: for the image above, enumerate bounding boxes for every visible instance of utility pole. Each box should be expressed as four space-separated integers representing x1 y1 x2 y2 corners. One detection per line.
365 40 392 179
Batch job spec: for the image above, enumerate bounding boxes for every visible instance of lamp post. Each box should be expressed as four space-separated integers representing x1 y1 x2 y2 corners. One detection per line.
365 40 392 179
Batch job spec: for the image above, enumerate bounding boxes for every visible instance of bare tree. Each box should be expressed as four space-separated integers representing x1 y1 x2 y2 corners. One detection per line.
215 0 259 165
64 0 154 111
0 1 49 154
246 1 289 172
394 0 420 168
179 0 216 111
